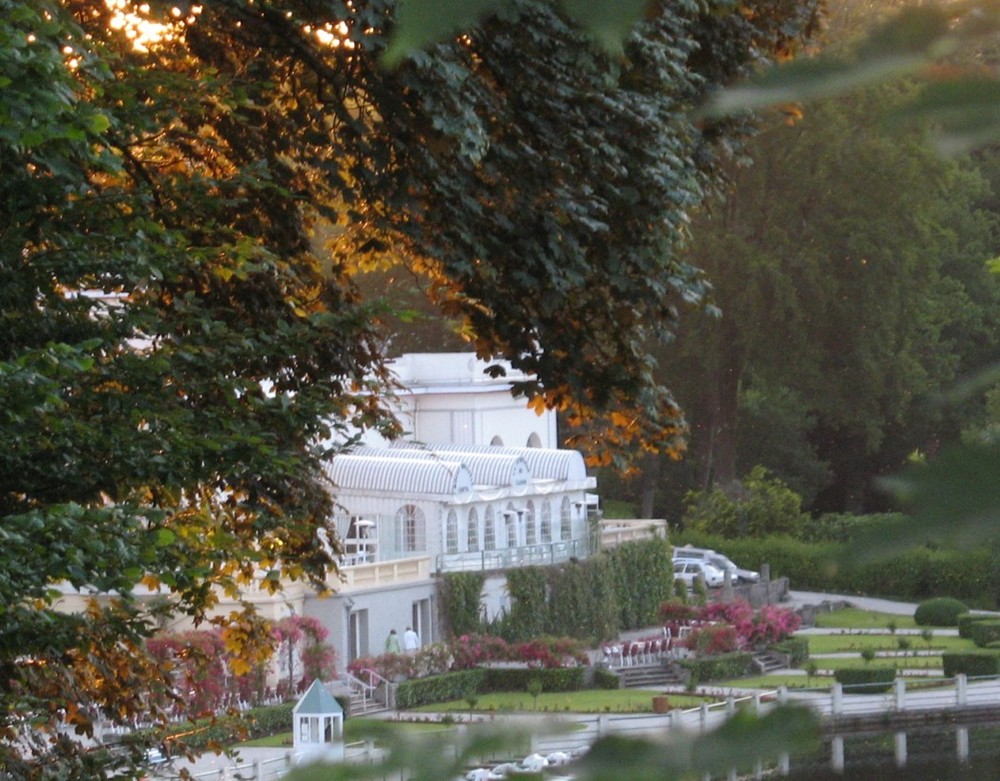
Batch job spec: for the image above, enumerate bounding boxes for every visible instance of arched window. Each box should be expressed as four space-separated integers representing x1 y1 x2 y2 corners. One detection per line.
484 506 496 551
540 502 552 543
505 502 518 548
525 501 537 545
490 435 504 446
526 432 542 448
467 507 480 552
445 509 459 555
560 497 572 541
394 504 426 553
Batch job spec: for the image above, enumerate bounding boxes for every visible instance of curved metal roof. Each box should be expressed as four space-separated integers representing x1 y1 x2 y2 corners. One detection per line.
352 446 532 488
392 442 587 482
324 455 473 496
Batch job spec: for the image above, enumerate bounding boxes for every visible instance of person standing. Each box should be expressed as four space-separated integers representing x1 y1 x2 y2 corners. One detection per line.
385 629 401 654
403 626 420 653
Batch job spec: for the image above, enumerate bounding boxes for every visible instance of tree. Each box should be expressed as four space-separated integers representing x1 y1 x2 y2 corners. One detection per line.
2 2 396 776
1 1 824 777
655 80 1000 513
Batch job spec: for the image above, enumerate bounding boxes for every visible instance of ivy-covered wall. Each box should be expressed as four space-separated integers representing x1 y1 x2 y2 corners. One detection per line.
440 539 672 643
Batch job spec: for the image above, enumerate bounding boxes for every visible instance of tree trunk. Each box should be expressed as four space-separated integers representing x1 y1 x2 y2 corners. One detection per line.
699 334 743 490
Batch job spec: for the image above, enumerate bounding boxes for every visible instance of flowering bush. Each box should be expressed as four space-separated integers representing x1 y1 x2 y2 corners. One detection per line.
748 604 801 647
658 600 697 624
685 600 801 653
684 624 739 656
346 634 586 680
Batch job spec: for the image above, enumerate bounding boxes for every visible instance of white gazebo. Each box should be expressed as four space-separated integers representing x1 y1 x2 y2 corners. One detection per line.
292 680 345 763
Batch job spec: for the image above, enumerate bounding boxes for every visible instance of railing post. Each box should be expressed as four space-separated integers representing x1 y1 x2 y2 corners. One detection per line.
894 731 907 768
778 686 788 706
726 695 736 716
670 709 684 731
699 702 709 731
598 713 608 737
956 673 967 706
832 683 843 716
957 726 969 762
895 677 906 710
831 736 844 773
253 758 262 781
778 752 790 776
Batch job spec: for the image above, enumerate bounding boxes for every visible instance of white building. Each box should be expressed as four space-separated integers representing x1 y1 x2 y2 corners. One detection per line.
303 353 597 666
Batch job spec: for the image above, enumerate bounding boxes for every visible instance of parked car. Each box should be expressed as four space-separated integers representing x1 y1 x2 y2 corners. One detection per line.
672 559 725 589
672 546 760 584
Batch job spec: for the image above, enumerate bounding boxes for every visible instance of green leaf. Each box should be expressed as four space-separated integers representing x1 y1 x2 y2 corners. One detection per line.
155 528 176 547
558 0 651 55
870 444 1000 556
382 0 510 68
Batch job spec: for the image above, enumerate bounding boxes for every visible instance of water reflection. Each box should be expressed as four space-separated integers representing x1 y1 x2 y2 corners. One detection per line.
784 721 1000 779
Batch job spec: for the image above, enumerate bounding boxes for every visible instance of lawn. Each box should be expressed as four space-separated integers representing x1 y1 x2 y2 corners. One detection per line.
812 608 918 630
804 633 973 655
237 717 450 748
411 689 711 714
714 673 835 690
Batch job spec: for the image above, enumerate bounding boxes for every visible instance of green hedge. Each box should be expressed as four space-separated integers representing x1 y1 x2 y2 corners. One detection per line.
914 597 968 627
591 667 621 690
958 613 994 638
833 667 896 694
969 619 1000 648
673 531 998 608
396 670 485 709
481 666 585 694
772 637 810 667
679 652 753 684
164 704 295 750
942 651 1000 678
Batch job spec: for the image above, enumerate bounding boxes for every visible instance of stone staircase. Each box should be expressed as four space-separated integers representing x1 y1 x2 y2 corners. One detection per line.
751 650 789 674
619 662 684 688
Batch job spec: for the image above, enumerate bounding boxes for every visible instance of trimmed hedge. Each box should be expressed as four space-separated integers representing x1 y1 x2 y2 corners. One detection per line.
673 531 999 609
679 652 753 684
958 613 994 638
395 666 589 709
833 667 895 694
481 666 585 694
914 597 967 627
396 670 485 709
165 703 295 750
772 637 810 667
942 651 1000 678
591 667 621 690
969 619 1000 648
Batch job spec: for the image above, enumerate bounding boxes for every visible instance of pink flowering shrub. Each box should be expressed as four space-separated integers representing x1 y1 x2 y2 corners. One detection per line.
684 624 739 656
346 634 586 679
658 600 697 624
749 604 801 646
687 600 801 653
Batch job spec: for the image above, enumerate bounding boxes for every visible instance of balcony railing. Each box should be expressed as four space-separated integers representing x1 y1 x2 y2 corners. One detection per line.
599 518 667 548
435 538 590 573
337 556 431 590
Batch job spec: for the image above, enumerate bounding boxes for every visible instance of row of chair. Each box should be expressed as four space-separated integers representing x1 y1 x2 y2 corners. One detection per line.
601 635 675 667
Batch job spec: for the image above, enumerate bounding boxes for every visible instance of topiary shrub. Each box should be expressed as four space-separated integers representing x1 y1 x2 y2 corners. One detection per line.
915 598 967 628
942 650 1000 678
958 613 993 638
591 667 621 690
772 637 810 667
969 619 1000 648
914 597 968 627
679 652 753 683
395 670 485 709
833 667 895 694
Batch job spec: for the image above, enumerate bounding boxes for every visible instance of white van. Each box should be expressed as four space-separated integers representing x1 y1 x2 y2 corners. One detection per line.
672 545 759 584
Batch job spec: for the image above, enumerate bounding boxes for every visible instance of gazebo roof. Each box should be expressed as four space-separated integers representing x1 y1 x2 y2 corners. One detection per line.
293 680 343 716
